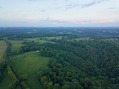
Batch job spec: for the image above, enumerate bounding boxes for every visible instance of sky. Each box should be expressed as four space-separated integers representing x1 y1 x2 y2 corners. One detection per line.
0 0 119 27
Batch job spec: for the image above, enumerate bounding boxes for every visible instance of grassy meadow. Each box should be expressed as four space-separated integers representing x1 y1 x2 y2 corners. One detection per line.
11 51 50 89
1 38 53 89
0 41 7 63
10 40 24 54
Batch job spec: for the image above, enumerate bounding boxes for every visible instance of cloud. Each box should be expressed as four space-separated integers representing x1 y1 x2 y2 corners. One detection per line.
81 0 107 8
41 9 46 12
65 0 109 9
108 7 116 10
39 17 73 26
72 19 119 26
65 4 79 9
45 19 66 23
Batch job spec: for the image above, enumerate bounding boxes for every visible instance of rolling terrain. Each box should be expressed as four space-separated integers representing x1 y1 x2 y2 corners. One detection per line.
0 27 119 89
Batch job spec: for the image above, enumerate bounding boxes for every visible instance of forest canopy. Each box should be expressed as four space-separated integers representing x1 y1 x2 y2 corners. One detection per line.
20 38 119 89
0 27 119 89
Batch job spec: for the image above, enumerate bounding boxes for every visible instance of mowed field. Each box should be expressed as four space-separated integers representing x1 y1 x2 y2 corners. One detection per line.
11 52 50 89
0 41 7 62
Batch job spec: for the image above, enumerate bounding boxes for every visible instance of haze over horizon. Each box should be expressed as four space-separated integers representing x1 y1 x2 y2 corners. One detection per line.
0 0 119 27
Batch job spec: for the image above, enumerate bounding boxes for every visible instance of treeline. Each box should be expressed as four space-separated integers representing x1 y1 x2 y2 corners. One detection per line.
17 39 119 89
1 27 119 40
0 63 6 82
21 41 40 52
39 39 119 89
5 40 31 89
0 27 72 40
7 66 19 89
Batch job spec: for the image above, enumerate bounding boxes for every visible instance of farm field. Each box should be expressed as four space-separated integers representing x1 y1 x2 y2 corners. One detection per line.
11 52 50 89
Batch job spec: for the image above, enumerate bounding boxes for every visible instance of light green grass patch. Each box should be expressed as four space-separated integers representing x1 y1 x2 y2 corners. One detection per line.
0 41 7 62
11 52 50 89
10 40 23 54
44 36 62 40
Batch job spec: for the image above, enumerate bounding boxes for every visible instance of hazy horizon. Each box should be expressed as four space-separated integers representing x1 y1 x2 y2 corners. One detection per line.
0 0 119 27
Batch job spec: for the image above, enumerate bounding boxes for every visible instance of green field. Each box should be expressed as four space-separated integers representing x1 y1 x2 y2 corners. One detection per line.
10 38 49 89
10 39 53 54
24 38 53 44
0 40 16 89
10 40 24 54
44 36 62 40
0 41 7 62
11 52 50 89
27 36 62 42
9 39 52 89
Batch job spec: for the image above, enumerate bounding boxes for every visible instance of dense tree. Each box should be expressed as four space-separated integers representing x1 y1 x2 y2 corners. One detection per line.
0 63 6 82
38 39 119 89
5 27 119 89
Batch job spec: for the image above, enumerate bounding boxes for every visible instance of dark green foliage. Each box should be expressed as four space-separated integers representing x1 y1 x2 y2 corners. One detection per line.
7 66 18 89
0 63 3 81
5 40 30 89
21 82 30 89
39 39 119 89
0 63 6 82
2 27 119 89
21 41 40 53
